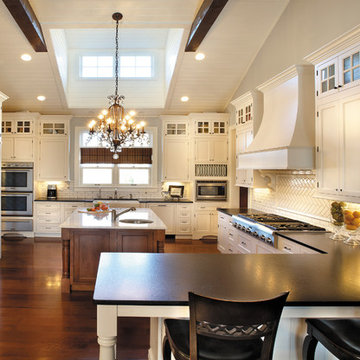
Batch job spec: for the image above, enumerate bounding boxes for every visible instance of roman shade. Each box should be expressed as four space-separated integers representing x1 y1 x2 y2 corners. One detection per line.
80 147 152 164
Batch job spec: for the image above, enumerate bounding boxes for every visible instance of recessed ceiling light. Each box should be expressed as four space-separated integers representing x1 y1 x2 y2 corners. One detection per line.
37 95 46 101
195 53 205 61
21 54 32 61
181 96 189 102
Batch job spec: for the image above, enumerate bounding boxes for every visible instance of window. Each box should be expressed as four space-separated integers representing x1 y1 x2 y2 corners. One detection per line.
118 165 150 185
77 128 155 187
119 56 152 78
81 56 113 78
82 164 114 185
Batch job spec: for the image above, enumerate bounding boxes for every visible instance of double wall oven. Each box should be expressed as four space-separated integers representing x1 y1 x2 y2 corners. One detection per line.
1 162 33 233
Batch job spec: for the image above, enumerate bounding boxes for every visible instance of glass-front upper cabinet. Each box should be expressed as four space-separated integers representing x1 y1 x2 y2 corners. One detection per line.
316 45 360 99
195 120 227 135
236 103 252 125
1 120 33 134
165 122 187 136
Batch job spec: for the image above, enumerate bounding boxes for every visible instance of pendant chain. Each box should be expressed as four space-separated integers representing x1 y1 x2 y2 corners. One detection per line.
115 19 119 97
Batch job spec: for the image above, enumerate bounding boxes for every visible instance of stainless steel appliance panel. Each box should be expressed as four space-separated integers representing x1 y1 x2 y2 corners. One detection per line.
1 192 33 216
196 180 227 201
1 164 33 192
1 218 33 232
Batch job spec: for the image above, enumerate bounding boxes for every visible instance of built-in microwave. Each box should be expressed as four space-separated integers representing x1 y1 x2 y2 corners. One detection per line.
1 162 33 192
196 180 227 201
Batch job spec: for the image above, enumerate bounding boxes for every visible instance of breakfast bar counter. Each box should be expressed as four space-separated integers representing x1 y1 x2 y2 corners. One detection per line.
60 208 166 292
93 234 360 360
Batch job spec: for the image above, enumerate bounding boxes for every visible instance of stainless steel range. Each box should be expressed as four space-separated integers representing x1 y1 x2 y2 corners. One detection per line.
231 213 326 247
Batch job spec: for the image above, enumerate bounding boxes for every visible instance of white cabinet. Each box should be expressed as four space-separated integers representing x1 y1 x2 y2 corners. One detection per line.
194 137 228 163
2 137 34 161
38 138 69 181
176 204 193 237
277 237 319 254
316 45 360 99
194 119 227 135
194 204 218 238
163 138 190 181
316 91 360 201
35 201 85 236
217 212 233 253
147 203 176 234
37 115 71 181
161 116 191 181
1 112 37 162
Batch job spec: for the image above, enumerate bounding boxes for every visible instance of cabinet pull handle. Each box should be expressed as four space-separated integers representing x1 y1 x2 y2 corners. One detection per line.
338 84 343 88
284 246 292 251
334 86 338 89
241 241 246 246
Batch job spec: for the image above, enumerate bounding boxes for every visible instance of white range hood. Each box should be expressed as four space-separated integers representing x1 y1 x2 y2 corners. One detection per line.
237 64 315 169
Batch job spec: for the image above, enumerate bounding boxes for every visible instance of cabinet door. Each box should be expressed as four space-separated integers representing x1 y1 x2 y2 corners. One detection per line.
339 46 360 91
163 139 189 180
210 212 218 235
72 230 112 284
148 204 176 234
340 94 360 196
13 137 34 161
120 232 153 252
317 102 340 194
316 57 338 99
194 210 212 233
212 138 228 163
38 138 69 180
1 137 14 160
195 138 211 162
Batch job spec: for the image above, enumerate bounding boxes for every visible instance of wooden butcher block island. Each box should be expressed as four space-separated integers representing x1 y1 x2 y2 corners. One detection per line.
60 208 166 292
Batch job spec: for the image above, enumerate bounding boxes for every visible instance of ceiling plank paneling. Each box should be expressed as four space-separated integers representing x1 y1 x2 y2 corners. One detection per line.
2 0 47 52
185 0 228 52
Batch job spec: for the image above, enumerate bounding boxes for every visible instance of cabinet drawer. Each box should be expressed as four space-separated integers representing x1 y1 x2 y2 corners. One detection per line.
237 232 256 254
178 218 191 225
178 224 192 233
278 237 301 254
36 223 60 233
178 209 191 217
37 214 60 224
36 204 61 216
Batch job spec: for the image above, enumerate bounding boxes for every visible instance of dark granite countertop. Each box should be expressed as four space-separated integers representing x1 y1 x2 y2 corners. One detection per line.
35 198 193 203
94 249 360 306
217 208 265 216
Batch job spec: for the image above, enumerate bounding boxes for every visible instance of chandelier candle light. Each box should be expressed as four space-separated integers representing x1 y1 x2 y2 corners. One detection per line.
88 12 147 160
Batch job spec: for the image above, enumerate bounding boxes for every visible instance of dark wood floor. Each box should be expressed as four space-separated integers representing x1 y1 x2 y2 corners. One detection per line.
0 237 218 360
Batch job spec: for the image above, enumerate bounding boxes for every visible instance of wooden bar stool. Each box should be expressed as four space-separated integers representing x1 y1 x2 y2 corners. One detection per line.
163 291 289 360
303 319 360 359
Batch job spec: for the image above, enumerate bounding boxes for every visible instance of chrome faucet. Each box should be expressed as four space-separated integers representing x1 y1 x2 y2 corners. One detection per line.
98 187 102 199
111 207 136 222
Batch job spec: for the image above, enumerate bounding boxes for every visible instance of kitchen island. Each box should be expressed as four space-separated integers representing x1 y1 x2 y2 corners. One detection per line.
94 231 360 360
60 208 166 292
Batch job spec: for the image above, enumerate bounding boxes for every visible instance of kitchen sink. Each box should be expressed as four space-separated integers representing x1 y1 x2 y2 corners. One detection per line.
119 219 153 224
94 199 140 208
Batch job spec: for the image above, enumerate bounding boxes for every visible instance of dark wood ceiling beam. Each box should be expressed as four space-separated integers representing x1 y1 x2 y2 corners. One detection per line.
185 0 228 52
2 0 47 52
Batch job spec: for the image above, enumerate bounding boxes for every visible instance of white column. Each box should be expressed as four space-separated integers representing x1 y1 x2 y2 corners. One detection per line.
97 305 117 360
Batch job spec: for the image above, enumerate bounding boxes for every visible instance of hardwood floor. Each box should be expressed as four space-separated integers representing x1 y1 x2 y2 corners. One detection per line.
0 237 219 360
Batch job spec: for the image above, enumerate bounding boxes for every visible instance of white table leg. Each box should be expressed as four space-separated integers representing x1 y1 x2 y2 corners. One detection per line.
97 305 117 360
149 317 163 360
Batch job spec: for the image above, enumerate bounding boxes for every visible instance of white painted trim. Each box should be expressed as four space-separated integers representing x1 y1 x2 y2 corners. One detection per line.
0 91 9 102
305 24 360 64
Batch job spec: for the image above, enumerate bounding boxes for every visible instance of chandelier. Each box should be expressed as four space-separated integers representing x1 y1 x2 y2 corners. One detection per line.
88 12 147 160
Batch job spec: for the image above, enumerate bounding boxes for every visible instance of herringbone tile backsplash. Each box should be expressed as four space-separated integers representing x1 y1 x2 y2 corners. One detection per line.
250 171 360 230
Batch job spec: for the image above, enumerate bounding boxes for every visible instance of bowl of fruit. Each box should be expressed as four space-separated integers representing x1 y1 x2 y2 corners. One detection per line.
87 201 109 213
343 209 360 246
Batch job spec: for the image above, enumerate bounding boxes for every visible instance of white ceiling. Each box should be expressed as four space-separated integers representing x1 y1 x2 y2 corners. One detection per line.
0 0 289 116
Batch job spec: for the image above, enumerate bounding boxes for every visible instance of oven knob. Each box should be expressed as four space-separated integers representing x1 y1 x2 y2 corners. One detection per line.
266 237 272 244
260 235 266 241
253 232 258 238
245 228 250 233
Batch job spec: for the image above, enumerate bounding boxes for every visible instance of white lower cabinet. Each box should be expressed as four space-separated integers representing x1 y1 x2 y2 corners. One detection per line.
147 203 177 235
147 203 193 237
277 236 320 254
2 137 34 162
194 204 218 239
35 202 86 236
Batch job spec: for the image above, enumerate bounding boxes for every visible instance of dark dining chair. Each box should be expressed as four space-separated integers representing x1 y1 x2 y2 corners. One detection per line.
303 318 360 360
163 291 289 360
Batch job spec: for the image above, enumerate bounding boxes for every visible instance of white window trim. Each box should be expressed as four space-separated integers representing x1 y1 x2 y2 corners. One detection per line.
78 52 156 80
74 125 158 189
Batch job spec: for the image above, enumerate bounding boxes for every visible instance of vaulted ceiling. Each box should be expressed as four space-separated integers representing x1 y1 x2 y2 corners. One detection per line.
0 0 289 116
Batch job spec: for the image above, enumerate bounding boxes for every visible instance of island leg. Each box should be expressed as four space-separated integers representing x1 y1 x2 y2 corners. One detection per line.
61 229 71 293
149 317 163 360
97 305 117 360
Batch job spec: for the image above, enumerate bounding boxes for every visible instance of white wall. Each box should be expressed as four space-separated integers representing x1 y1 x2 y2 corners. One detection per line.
231 0 360 106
